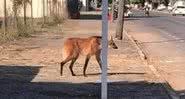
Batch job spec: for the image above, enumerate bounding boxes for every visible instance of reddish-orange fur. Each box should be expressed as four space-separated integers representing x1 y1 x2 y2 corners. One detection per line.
60 36 117 76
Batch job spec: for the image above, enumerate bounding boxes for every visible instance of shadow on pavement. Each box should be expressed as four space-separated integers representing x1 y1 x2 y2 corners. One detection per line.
125 18 140 21
79 14 101 20
0 65 41 82
130 15 162 19
138 38 185 44
177 90 185 99
75 72 145 76
0 64 175 99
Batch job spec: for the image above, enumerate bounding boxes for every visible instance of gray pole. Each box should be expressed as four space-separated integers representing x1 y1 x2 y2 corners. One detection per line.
101 0 108 98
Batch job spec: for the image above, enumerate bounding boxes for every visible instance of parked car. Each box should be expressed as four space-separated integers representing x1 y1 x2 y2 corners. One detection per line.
124 9 133 17
67 0 81 19
172 6 185 16
157 4 166 11
167 6 173 12
113 3 133 18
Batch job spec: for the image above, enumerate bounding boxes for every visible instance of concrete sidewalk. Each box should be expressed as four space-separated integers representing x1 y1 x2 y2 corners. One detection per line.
0 12 171 99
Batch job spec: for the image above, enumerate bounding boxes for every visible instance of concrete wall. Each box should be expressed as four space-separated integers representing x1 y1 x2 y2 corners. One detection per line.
0 0 68 18
0 0 13 17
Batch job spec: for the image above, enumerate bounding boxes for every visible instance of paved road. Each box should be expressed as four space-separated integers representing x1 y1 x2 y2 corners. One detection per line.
125 9 185 98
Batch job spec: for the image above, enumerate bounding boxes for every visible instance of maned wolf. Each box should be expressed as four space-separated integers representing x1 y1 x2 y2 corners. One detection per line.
60 36 118 76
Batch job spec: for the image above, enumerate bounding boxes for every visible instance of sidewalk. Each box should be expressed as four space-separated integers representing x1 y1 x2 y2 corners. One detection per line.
0 12 171 98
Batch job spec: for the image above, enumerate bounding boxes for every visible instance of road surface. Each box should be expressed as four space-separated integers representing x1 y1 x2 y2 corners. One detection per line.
125 9 185 98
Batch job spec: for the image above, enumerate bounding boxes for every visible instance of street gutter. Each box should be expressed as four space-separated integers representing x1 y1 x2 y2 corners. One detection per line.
123 28 180 99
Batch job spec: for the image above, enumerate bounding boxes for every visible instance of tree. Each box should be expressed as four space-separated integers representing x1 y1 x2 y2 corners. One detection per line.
46 0 49 17
23 0 27 24
43 0 46 24
115 0 125 40
3 0 7 35
31 0 33 24
111 0 115 22
130 0 144 4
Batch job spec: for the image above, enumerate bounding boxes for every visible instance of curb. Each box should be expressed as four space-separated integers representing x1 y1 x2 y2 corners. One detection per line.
123 28 180 99
152 10 170 14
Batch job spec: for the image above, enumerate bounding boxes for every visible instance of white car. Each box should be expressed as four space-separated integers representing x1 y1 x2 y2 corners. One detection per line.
124 10 133 17
167 6 173 11
157 4 166 11
172 6 185 16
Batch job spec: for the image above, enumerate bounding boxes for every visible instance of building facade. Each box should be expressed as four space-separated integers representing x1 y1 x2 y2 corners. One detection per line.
0 0 68 18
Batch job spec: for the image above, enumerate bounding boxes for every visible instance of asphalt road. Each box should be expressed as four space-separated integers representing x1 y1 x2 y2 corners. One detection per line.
125 9 185 98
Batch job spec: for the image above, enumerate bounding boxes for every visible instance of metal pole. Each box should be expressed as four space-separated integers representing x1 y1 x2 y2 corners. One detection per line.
101 0 108 98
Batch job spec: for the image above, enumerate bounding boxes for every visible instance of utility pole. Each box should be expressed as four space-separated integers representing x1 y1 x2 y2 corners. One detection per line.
115 0 125 40
102 0 108 98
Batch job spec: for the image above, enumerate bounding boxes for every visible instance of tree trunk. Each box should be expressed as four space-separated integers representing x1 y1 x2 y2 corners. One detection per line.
94 0 97 9
31 0 33 24
3 0 7 35
23 0 27 25
115 0 125 40
13 0 18 31
49 0 52 16
111 0 115 22
57 2 59 16
53 1 55 15
86 0 89 11
43 0 46 24
46 0 49 17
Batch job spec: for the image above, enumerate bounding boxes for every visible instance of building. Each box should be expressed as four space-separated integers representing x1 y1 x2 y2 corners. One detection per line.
0 0 68 18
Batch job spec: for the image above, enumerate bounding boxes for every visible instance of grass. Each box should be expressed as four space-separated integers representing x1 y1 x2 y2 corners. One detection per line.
0 22 32 43
0 16 66 43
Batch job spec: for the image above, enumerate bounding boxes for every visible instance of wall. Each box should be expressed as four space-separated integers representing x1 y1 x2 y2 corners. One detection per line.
0 0 68 18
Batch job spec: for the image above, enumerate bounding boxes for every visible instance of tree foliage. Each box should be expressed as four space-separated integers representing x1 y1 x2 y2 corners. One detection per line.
12 0 31 7
130 0 144 4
